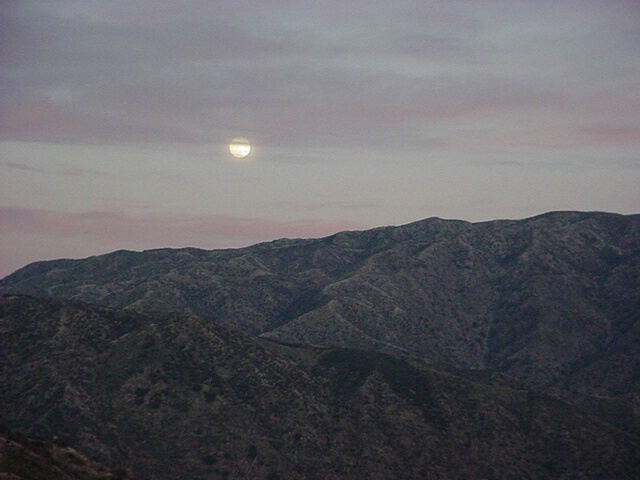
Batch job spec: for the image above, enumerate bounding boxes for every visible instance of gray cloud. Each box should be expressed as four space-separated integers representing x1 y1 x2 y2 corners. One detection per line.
3 0 638 154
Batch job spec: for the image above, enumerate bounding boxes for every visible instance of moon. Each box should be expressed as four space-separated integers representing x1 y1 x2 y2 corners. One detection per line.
229 137 251 158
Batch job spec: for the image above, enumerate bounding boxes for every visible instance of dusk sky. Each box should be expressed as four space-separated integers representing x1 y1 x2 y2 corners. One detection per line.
1 1 639 277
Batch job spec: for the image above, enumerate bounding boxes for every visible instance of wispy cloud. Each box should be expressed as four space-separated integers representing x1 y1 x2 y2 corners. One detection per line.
0 160 120 178
0 205 363 276
581 126 640 145
0 206 361 244
2 1 638 151
0 161 41 172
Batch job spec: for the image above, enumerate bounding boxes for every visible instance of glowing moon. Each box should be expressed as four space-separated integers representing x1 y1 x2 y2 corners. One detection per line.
229 137 251 158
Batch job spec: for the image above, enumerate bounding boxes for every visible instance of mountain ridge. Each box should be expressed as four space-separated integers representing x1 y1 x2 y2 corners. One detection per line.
3 210 638 397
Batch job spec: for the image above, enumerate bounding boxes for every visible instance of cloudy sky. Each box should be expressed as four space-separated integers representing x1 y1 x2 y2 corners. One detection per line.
1 1 639 276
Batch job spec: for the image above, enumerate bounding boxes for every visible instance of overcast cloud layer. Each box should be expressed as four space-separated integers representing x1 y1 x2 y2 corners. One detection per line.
1 1 639 276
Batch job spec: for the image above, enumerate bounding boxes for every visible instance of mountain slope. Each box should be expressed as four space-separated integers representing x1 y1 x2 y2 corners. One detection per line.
1 295 638 479
0 427 128 480
2 211 639 396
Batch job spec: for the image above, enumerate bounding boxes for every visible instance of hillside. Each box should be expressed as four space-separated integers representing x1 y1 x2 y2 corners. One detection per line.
2 211 639 396
1 295 638 479
0 427 128 480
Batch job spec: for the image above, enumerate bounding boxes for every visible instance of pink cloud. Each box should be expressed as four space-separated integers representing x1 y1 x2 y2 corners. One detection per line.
0 206 360 247
581 126 640 145
0 104 85 139
0 206 362 276
0 101 201 146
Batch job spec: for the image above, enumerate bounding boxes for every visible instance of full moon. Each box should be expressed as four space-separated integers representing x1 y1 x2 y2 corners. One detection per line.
229 137 251 158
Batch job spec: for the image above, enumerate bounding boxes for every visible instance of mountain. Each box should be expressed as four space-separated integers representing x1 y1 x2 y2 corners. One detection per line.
2 211 639 397
2 294 638 479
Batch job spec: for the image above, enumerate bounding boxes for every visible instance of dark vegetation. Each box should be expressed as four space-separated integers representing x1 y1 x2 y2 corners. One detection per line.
0 427 129 480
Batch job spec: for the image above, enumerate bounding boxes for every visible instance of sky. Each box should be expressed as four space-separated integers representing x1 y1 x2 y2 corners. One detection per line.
1 0 639 277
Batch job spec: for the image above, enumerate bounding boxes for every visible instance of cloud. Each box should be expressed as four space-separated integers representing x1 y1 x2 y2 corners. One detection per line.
0 206 361 245
0 160 121 179
581 126 640 145
0 161 41 173
0 205 364 276
2 1 638 153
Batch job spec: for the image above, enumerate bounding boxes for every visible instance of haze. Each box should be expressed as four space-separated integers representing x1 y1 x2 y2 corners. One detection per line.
1 1 639 277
